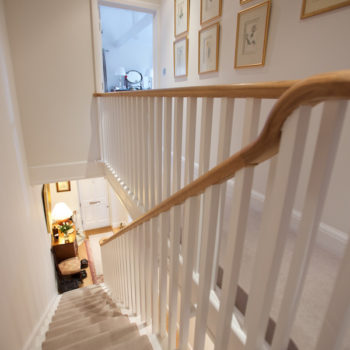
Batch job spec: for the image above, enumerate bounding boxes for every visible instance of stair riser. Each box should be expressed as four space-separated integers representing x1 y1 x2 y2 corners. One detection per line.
43 317 130 350
58 294 111 310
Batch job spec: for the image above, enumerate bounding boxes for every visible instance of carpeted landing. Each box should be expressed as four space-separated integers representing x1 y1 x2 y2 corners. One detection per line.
42 285 153 350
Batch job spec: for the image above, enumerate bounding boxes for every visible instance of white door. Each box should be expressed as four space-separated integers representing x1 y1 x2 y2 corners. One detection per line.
78 177 110 230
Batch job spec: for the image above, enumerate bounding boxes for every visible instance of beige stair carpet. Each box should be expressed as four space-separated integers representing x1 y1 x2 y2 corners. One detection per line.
43 285 152 350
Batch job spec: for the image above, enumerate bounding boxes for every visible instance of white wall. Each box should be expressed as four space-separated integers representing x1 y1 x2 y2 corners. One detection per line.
0 2 57 348
4 0 103 185
158 0 350 236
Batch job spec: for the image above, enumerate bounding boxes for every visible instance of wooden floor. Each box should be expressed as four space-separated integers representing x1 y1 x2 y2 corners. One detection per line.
84 226 113 238
78 226 118 288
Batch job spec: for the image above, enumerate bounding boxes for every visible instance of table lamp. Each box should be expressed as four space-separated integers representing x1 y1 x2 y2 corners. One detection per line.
52 202 73 224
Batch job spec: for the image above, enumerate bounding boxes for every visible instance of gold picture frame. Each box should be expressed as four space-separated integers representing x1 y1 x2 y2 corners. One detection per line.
301 0 350 18
240 0 254 4
42 184 52 233
234 1 271 69
200 0 222 25
174 37 189 77
56 181 71 192
198 23 220 74
174 0 190 37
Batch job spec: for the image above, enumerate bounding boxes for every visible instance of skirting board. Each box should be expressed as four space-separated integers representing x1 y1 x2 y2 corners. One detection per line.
250 190 348 256
104 163 145 220
29 160 104 185
23 293 61 350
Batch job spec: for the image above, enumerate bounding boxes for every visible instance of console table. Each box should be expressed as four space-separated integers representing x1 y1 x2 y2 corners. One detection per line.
51 228 78 264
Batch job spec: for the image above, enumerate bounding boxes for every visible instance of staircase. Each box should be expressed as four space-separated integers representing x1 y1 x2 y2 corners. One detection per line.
42 285 153 350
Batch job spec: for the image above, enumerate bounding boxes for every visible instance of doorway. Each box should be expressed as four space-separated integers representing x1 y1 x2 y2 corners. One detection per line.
99 4 154 92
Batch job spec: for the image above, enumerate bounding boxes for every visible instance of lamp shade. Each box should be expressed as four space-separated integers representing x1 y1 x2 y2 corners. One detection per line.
52 202 73 222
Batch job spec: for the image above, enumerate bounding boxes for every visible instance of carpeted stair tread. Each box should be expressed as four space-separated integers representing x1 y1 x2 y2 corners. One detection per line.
58 290 109 308
43 316 130 350
49 304 121 329
108 335 153 350
59 284 103 299
43 285 153 350
59 286 105 304
46 314 118 339
52 298 118 321
56 323 140 350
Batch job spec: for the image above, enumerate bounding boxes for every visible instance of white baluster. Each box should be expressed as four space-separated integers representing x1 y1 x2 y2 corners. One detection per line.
271 101 348 350
159 211 170 337
194 97 214 274
142 97 150 210
121 236 129 307
214 98 260 350
135 226 141 315
148 97 155 209
178 196 200 350
125 233 133 311
184 97 197 185
154 97 163 205
193 184 220 350
145 221 152 324
151 217 160 334
245 107 311 349
198 98 214 176
210 97 236 290
129 229 137 314
168 204 182 349
163 97 172 200
172 97 184 193
140 224 146 321
131 97 137 197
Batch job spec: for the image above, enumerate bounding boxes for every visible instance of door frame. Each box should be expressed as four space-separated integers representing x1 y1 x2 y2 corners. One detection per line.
90 0 160 93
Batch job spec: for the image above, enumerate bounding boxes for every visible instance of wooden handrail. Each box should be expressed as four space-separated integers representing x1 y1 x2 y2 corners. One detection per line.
101 70 350 246
94 80 296 99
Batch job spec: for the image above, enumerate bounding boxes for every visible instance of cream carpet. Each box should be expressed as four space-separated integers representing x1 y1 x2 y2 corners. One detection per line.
218 195 349 350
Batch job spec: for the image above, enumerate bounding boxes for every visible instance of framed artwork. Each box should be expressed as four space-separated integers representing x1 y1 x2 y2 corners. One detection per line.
201 0 222 25
56 181 71 192
301 0 350 18
174 37 188 77
198 23 220 74
41 184 52 233
174 0 189 37
234 1 271 69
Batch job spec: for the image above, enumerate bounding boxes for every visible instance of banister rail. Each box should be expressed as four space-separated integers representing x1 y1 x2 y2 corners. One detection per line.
101 70 350 247
94 79 296 99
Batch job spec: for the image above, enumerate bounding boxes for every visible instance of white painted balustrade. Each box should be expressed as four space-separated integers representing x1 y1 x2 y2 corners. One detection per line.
98 72 350 350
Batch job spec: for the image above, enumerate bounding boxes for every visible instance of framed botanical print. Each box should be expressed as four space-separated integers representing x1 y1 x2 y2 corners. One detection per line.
175 0 189 37
198 23 220 74
301 0 350 18
234 1 271 69
56 181 71 192
174 37 188 77
201 0 222 25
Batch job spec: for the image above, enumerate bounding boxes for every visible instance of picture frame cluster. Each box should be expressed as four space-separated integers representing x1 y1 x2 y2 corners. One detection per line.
173 0 350 76
174 0 189 77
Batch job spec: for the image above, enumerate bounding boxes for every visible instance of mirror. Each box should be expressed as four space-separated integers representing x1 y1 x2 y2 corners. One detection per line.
126 70 143 84
125 70 143 90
